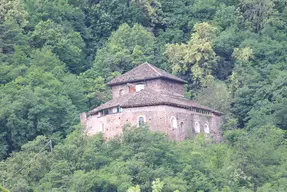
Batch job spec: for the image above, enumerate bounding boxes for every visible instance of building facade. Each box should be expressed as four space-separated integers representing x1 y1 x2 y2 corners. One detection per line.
81 63 222 141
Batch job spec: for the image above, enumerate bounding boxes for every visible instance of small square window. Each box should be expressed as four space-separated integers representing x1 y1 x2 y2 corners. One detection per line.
112 107 117 113
136 84 145 92
103 109 109 115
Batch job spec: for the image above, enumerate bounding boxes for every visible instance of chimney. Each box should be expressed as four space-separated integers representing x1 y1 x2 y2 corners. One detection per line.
128 84 136 93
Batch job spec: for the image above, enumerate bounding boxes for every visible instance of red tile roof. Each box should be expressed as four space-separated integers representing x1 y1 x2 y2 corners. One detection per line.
88 88 222 115
107 62 187 86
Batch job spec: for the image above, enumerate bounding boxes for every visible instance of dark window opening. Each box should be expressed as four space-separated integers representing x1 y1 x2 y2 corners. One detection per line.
103 109 109 115
119 89 124 96
138 116 145 126
180 122 184 128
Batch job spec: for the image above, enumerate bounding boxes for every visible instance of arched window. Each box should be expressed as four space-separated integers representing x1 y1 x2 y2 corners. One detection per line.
194 122 200 133
119 89 124 96
171 116 177 128
138 116 146 127
204 124 210 134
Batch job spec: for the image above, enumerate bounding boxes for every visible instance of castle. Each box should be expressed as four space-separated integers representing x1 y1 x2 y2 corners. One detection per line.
81 63 222 141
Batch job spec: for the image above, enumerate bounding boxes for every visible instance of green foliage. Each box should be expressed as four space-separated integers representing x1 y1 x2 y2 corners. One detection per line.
195 79 231 114
213 5 241 31
225 126 287 190
92 23 155 76
165 22 218 91
0 186 9 192
0 0 287 191
127 185 141 192
0 0 28 27
0 48 87 157
30 19 85 73
152 178 164 192
238 0 277 33
2 126 286 192
131 0 164 25
0 20 28 57
231 33 287 129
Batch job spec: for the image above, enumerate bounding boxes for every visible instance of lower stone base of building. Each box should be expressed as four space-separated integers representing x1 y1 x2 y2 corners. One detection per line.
81 105 222 142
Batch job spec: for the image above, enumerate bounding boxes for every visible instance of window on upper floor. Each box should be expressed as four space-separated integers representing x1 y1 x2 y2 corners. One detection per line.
112 107 118 113
171 116 177 128
204 124 210 134
136 84 145 92
195 122 200 133
119 89 124 96
138 116 146 127
103 109 109 115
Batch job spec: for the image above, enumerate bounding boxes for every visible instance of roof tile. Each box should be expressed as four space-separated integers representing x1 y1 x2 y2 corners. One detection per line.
88 89 222 115
107 62 187 85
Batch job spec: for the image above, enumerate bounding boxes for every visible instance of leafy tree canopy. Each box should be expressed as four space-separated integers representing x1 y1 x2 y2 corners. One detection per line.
0 0 286 191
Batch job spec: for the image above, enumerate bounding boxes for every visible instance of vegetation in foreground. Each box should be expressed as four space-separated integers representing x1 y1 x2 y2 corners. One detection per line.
0 0 287 191
1 126 287 191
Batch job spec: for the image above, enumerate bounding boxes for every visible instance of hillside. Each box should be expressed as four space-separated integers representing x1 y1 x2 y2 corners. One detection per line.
0 0 286 191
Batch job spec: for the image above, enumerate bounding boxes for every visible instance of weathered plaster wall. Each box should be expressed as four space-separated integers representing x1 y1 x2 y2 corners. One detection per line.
83 105 221 141
146 79 185 97
111 79 185 99
111 84 130 98
211 113 222 142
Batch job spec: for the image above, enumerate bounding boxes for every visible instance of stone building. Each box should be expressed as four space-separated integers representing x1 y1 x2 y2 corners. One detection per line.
81 63 222 141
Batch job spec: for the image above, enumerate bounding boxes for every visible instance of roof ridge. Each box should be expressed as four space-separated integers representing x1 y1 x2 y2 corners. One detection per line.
88 88 222 115
147 63 162 76
107 62 187 85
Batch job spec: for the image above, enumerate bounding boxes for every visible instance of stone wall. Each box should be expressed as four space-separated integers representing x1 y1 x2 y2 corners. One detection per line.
211 113 222 142
111 79 185 99
111 84 130 99
146 79 185 97
83 105 221 141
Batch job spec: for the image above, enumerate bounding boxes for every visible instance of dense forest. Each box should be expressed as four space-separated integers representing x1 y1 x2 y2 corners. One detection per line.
0 0 286 191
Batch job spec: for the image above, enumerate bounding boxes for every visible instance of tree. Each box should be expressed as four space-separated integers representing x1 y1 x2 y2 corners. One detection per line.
0 21 28 84
81 0 149 62
30 20 85 74
152 178 164 192
0 186 9 192
0 136 52 191
127 185 141 192
131 0 164 25
230 32 287 129
191 0 218 21
79 71 112 109
165 22 218 91
0 0 28 27
239 0 277 33
91 23 155 76
225 126 287 190
195 80 231 115
0 0 287 191
0 48 86 158
23 0 86 32
0 20 27 56
213 5 241 31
